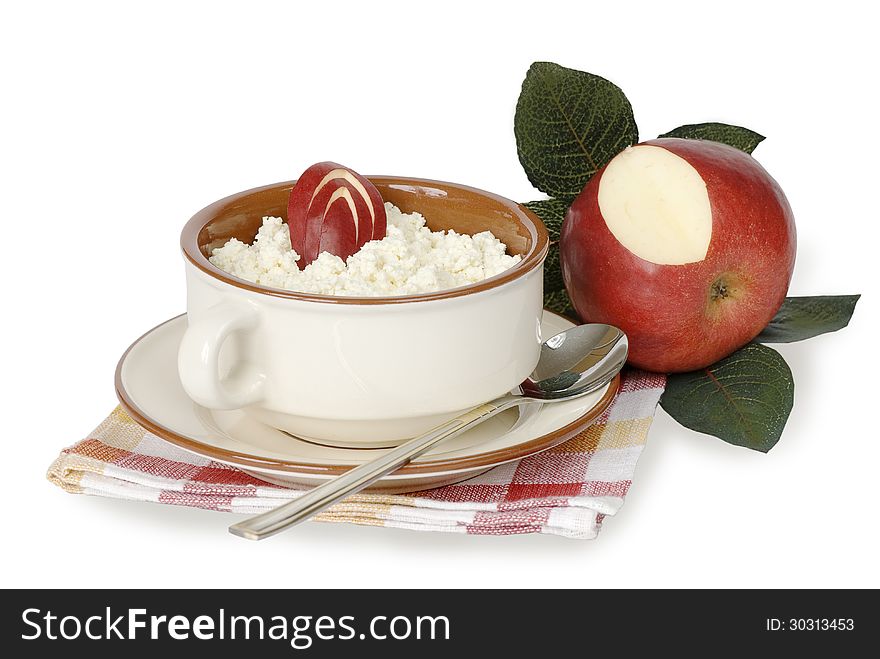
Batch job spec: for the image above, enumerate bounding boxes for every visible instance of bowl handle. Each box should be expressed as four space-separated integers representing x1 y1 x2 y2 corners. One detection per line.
177 301 266 410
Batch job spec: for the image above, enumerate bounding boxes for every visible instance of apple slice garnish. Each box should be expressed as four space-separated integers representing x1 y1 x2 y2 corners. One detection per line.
287 162 387 268
301 178 369 265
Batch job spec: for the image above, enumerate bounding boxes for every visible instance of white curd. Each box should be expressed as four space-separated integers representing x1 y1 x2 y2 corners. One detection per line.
209 202 521 296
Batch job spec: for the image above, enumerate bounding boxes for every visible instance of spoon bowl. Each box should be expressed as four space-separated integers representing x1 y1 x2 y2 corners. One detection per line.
522 324 628 400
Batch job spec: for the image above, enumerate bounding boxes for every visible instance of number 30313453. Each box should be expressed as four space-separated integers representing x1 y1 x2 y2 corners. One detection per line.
766 618 854 631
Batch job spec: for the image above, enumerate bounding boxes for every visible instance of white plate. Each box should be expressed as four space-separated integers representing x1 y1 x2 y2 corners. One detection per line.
115 312 618 493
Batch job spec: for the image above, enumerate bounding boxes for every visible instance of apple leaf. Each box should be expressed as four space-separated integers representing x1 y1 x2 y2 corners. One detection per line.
543 288 578 319
515 62 639 201
523 198 568 241
524 198 569 294
658 122 765 154
755 295 860 343
543 247 567 297
660 344 794 453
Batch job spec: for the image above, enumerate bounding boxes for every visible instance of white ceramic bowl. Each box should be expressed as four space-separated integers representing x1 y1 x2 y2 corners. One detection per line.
177 177 549 447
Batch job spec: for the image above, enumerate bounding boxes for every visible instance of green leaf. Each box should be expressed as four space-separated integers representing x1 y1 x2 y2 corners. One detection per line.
523 198 568 241
515 62 638 200
660 344 794 453
755 295 860 343
658 122 765 154
524 198 570 294
542 245 565 293
543 287 577 319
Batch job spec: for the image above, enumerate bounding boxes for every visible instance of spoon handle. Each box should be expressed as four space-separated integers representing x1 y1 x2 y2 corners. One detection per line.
229 398 518 540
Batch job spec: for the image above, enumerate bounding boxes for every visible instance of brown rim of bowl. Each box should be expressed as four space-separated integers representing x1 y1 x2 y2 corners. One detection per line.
180 176 550 305
114 312 620 476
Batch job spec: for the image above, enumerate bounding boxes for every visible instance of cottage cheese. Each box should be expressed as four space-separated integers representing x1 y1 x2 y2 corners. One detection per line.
209 203 522 296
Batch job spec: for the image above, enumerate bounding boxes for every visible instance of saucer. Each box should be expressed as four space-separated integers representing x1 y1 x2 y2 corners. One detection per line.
115 312 619 493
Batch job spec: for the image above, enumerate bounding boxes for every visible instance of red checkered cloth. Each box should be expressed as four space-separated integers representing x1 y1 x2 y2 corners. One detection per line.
47 370 665 538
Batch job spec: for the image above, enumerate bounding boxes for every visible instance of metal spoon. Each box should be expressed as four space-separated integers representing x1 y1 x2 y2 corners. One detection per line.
229 323 628 540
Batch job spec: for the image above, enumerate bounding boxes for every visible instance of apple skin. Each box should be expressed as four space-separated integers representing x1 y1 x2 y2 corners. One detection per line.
303 179 366 264
287 162 387 268
288 161 340 264
560 138 796 373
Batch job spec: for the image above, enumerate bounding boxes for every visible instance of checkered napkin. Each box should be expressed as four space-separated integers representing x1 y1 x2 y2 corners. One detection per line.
47 370 665 539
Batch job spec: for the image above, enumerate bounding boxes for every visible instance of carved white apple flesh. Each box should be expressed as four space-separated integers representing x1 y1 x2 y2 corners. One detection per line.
597 145 712 265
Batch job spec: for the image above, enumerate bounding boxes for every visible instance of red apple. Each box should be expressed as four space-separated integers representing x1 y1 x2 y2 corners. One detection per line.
560 138 796 372
287 162 387 267
302 178 365 264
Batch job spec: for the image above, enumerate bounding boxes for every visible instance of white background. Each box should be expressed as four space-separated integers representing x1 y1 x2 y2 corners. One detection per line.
2 1 877 588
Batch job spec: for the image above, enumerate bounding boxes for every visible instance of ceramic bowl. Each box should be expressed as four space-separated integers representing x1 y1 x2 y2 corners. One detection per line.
178 177 549 447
